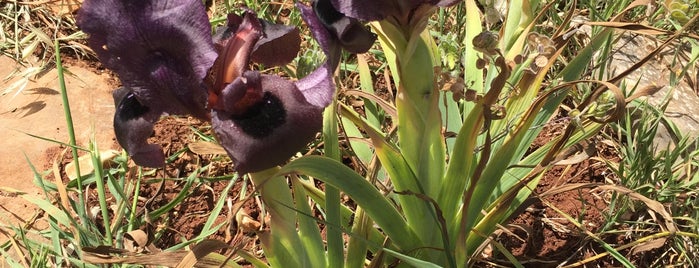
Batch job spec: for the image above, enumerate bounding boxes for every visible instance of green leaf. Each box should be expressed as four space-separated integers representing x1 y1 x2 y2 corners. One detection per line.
323 99 343 267
22 195 72 229
278 156 421 251
250 168 307 268
440 104 483 227
356 54 382 128
341 116 374 167
291 179 327 268
202 176 237 233
382 247 443 268
340 104 440 253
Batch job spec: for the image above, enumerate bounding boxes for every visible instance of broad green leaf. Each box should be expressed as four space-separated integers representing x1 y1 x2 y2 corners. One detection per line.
341 116 374 167
440 104 483 228
297 178 388 248
291 179 327 268
440 90 463 154
340 104 439 252
22 195 73 230
250 168 308 268
323 99 343 267
345 206 370 268
356 54 382 128
278 156 421 251
461 0 485 116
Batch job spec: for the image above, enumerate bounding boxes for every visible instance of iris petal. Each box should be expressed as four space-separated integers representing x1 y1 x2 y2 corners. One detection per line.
112 87 164 167
210 9 343 173
212 72 323 173
327 0 394 21
211 4 377 173
296 2 375 107
297 3 342 67
295 62 336 108
252 20 302 67
325 0 462 22
432 0 462 6
77 0 217 119
209 12 264 107
312 0 376 54
211 12 301 72
81 0 384 172
78 0 217 167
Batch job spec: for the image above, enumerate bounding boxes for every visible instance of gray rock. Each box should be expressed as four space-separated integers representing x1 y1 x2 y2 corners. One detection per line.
610 32 699 150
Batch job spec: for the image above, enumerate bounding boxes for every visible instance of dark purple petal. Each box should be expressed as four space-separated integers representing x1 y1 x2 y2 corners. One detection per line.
211 12 300 69
328 0 394 21
211 13 261 69
298 2 341 67
295 62 336 108
77 0 217 119
297 2 375 108
327 17 376 54
326 0 462 22
309 0 376 54
112 87 164 167
251 20 301 67
215 71 264 116
432 0 462 7
212 72 323 173
295 3 342 108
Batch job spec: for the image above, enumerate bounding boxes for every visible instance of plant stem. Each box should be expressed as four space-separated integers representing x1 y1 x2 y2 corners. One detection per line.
54 40 89 234
90 141 113 245
323 100 344 267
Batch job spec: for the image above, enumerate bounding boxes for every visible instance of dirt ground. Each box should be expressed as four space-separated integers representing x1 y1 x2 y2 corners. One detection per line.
0 55 116 229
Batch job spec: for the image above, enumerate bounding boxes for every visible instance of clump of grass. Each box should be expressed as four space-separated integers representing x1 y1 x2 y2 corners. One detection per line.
0 1 90 97
600 98 699 266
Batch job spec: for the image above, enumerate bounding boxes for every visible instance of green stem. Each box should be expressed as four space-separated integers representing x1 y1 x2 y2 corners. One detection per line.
55 40 89 236
90 141 112 245
128 166 142 231
374 21 446 260
323 100 343 267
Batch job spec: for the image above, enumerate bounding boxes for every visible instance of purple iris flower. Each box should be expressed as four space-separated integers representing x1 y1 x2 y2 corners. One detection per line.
77 0 375 173
320 0 462 22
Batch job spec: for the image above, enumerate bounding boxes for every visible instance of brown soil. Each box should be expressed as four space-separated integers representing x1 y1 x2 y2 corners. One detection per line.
486 119 621 267
0 54 116 235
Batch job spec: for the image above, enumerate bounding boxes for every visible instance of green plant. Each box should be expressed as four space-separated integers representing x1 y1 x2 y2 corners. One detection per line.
6 0 699 267
270 0 632 266
269 0 699 267
597 98 699 266
0 1 88 97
